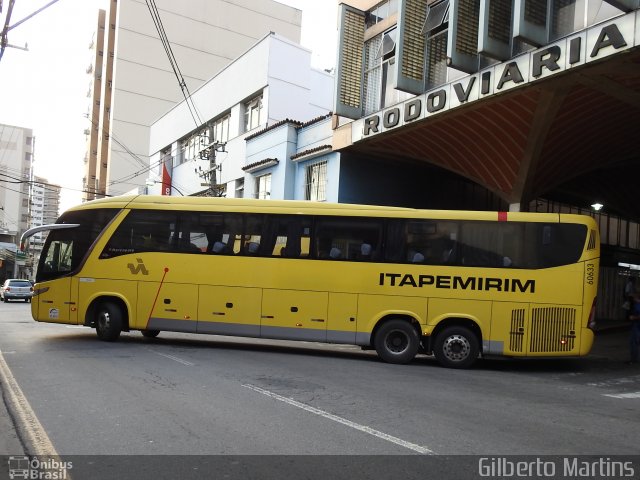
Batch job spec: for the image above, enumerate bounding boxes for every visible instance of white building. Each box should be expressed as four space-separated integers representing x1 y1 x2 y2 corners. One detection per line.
147 33 334 198
29 176 61 269
0 123 33 239
84 0 303 199
0 123 34 279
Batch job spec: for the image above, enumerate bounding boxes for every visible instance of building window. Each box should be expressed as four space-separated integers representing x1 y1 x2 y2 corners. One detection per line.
364 35 383 114
423 0 450 89
212 114 230 143
363 27 405 113
256 173 271 200
176 126 210 166
235 178 245 198
366 0 399 28
244 94 263 132
305 161 327 202
379 28 398 108
26 136 33 146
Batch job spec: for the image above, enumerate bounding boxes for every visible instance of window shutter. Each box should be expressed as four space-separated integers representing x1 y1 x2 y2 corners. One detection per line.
395 0 429 95
448 0 481 73
552 0 577 39
478 0 513 60
513 0 549 47
334 5 366 119
426 31 448 88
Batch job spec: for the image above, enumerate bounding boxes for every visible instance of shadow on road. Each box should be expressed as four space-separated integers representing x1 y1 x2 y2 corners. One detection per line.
30 325 635 375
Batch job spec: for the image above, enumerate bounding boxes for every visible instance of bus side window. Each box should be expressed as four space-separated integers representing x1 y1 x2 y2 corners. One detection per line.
270 217 311 258
214 214 242 255
315 217 382 261
242 215 264 256
172 212 207 253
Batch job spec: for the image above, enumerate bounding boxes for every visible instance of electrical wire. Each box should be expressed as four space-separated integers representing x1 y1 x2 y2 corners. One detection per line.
144 0 203 129
0 172 108 198
84 115 149 171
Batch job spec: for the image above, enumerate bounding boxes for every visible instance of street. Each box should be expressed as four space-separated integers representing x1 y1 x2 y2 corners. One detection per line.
1 301 639 478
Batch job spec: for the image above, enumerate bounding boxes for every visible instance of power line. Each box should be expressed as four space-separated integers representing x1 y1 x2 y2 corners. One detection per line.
84 115 149 171
83 115 191 196
145 0 203 128
0 172 107 198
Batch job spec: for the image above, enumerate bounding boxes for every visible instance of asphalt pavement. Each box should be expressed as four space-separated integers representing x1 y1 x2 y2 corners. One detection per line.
0 318 635 458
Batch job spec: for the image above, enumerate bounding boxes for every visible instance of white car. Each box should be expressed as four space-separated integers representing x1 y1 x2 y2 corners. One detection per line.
1 279 34 303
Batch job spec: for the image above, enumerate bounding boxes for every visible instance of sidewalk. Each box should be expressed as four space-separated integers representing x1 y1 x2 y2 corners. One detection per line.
0 378 25 456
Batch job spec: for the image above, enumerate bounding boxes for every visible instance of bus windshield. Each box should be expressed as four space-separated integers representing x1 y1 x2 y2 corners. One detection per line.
36 208 119 283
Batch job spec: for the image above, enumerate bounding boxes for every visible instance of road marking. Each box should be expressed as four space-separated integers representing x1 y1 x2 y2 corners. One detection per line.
588 375 640 388
603 391 640 399
243 383 435 455
0 349 57 456
147 349 194 366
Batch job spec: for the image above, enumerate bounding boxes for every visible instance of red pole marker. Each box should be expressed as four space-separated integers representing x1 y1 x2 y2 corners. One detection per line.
146 267 170 329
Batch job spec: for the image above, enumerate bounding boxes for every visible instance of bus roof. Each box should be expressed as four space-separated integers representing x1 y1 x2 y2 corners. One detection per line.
70 195 597 226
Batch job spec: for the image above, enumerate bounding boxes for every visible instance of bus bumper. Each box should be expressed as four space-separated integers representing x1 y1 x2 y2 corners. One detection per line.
579 327 595 356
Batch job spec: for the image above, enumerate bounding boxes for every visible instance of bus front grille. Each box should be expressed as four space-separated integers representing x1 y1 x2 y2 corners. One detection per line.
529 307 576 352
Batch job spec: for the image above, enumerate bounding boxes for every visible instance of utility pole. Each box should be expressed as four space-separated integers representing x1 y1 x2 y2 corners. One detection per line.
197 138 227 197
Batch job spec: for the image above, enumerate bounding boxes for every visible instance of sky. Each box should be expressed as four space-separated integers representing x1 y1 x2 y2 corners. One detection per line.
0 0 338 211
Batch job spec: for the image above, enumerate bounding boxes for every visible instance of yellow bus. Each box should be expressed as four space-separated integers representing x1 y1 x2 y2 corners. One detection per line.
22 195 599 368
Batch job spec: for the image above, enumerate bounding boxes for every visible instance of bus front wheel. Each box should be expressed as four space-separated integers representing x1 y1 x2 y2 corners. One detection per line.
374 319 420 364
95 302 123 342
433 326 479 369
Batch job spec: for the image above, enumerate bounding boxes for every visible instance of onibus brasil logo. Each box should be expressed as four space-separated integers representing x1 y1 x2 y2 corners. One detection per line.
8 456 72 479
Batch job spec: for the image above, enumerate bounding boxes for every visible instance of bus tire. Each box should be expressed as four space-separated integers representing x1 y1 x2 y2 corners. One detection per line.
374 319 420 364
141 329 160 338
433 326 479 369
95 302 123 342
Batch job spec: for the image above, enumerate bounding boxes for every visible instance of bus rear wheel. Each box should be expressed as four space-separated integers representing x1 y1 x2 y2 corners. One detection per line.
374 319 420 364
433 326 479 369
141 329 160 338
95 302 123 342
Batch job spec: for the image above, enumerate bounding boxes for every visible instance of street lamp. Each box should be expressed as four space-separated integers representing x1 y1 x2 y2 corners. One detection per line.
591 202 603 211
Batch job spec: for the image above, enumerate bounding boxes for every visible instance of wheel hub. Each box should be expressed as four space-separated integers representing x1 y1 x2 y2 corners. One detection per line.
386 330 409 354
443 334 470 361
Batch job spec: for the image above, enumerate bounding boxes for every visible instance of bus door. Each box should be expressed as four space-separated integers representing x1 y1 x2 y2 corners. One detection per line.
261 289 328 342
34 238 77 324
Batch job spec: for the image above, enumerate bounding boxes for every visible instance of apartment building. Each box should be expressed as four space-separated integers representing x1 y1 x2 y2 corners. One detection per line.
28 176 62 269
0 123 34 279
147 33 333 198
83 0 303 200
